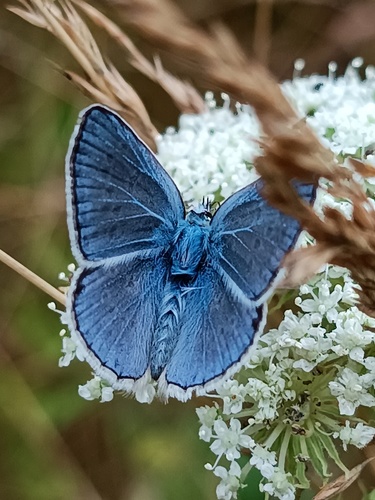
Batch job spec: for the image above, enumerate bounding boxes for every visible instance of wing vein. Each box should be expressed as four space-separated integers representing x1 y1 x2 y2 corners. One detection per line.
76 174 167 225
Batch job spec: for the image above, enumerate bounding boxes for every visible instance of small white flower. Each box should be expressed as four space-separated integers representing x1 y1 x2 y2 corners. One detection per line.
59 336 78 367
341 280 359 305
334 421 375 451
197 405 219 442
213 461 242 500
101 386 115 403
210 419 254 461
197 405 219 427
67 263 76 273
296 281 343 322
328 312 375 362
250 444 277 479
320 192 353 220
363 356 375 377
217 380 246 414
277 311 315 342
78 380 99 401
326 265 347 279
244 378 281 422
329 368 375 415
58 333 85 367
245 378 272 400
259 468 295 500
296 328 331 365
78 376 114 403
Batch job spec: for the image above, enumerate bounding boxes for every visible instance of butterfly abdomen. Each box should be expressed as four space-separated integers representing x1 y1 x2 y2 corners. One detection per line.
150 281 182 379
150 220 210 379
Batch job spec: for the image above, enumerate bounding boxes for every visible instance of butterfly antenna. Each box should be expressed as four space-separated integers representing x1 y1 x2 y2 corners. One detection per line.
201 196 214 212
184 199 194 211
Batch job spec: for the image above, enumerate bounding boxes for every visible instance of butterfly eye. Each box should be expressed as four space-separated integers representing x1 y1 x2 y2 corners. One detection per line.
204 211 213 220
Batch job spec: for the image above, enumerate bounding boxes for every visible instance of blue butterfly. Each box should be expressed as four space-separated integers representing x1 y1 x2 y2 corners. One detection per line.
65 104 315 401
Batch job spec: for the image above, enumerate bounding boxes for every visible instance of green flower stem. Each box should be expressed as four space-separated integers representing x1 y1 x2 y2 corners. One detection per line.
314 413 340 432
278 426 292 471
264 422 285 448
300 435 309 457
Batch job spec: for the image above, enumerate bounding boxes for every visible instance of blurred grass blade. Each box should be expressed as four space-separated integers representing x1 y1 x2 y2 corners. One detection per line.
0 350 103 500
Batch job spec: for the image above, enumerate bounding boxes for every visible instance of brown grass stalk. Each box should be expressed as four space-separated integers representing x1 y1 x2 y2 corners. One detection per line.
74 0 206 114
9 0 158 149
114 0 375 315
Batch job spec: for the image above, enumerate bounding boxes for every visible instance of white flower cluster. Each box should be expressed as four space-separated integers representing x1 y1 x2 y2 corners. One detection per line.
197 266 375 499
197 407 295 500
282 59 375 157
171 61 375 499
156 94 261 202
157 59 375 206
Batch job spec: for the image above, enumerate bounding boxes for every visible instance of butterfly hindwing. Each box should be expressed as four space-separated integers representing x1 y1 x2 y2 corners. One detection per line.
68 256 168 386
163 264 266 397
210 179 315 304
66 105 184 264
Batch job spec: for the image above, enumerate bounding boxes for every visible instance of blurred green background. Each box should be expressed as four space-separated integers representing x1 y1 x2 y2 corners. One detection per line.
1 1 375 499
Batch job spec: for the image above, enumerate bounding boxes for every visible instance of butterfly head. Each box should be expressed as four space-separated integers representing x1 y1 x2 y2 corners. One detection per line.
186 198 213 227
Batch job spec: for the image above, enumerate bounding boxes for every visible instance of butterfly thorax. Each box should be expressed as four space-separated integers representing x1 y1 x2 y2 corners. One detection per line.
150 210 211 379
170 210 211 279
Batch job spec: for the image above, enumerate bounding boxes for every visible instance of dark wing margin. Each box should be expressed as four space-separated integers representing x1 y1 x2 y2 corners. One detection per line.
66 105 185 264
67 255 168 386
161 264 266 399
209 179 315 304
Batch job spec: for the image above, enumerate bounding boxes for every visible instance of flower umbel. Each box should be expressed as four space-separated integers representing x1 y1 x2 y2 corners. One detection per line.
197 266 375 498
191 64 375 499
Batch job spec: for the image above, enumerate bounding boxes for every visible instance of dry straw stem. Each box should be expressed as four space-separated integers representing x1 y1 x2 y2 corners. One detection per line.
0 249 66 306
74 0 206 114
115 0 375 315
9 0 158 149
313 456 375 500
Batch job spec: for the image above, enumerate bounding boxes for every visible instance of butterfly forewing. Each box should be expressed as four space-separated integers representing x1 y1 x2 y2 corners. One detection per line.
210 179 315 304
66 105 184 264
